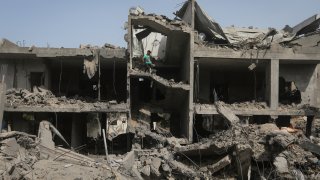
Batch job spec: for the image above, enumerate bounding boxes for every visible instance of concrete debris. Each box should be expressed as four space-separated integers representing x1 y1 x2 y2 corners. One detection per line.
106 113 128 140
273 155 290 175
5 87 126 112
289 14 320 37
0 38 19 48
38 121 55 149
130 69 189 90
176 2 319 50
176 1 228 42
0 124 117 180
2 112 320 179
215 101 240 124
207 155 231 174
1 1 320 180
129 6 144 16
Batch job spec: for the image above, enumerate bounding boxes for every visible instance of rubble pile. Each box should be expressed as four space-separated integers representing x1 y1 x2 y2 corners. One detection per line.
5 87 126 111
0 131 39 179
6 87 86 106
129 6 190 32
0 130 117 180
1 118 320 179
130 69 188 89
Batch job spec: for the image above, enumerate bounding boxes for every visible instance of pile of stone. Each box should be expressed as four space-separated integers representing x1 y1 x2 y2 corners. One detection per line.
0 131 40 179
0 122 118 180
6 87 77 106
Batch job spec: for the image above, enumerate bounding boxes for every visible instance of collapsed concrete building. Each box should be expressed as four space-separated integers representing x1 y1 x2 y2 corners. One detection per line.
0 39 130 152
128 1 320 141
1 0 320 179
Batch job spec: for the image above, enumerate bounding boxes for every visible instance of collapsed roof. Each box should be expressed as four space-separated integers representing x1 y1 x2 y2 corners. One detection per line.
176 1 320 49
176 1 228 43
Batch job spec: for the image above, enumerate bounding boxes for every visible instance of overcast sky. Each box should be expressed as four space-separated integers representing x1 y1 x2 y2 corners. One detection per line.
1 0 319 48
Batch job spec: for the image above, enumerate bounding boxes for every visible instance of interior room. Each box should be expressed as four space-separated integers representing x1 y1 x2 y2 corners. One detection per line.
48 57 127 103
195 58 268 104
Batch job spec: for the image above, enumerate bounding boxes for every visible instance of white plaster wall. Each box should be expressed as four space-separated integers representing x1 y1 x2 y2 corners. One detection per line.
132 29 167 60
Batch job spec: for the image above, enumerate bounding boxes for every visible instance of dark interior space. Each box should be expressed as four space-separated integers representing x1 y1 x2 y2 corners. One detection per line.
130 77 188 137
108 133 134 155
279 76 302 105
275 116 291 128
196 59 267 104
30 72 45 91
193 114 229 141
3 112 134 155
279 63 316 105
251 115 270 124
48 58 127 103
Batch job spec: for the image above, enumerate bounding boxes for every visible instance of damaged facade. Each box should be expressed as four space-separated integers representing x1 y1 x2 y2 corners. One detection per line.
1 0 320 179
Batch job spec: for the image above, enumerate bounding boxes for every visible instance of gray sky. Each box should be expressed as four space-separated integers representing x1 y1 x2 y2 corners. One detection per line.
1 0 319 48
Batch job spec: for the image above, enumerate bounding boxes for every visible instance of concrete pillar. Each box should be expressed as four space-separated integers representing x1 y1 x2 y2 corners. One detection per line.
0 83 6 132
71 114 82 149
266 59 279 110
188 30 195 142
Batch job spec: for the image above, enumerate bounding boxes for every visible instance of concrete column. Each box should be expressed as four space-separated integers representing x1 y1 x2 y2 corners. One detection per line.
71 114 82 149
0 83 6 132
266 59 279 110
188 31 195 142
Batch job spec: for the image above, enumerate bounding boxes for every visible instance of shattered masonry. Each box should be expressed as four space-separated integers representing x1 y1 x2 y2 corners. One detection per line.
1 0 320 179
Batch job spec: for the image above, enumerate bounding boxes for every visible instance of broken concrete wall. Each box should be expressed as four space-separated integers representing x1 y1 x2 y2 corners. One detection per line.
0 59 49 90
279 63 317 105
132 28 167 60
141 32 167 60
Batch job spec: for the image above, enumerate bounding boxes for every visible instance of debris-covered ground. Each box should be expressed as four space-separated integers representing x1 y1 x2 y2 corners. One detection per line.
0 130 119 180
2 108 320 179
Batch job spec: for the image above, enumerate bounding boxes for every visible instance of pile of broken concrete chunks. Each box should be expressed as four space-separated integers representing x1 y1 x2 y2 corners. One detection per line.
125 119 320 179
0 131 39 179
0 121 117 180
6 87 58 106
5 87 82 106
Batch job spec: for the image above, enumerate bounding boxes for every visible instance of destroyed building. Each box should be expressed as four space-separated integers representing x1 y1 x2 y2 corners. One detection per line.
0 38 130 152
1 0 320 179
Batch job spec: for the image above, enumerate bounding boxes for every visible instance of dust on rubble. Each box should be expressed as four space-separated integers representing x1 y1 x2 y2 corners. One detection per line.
2 116 320 179
0 131 116 180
